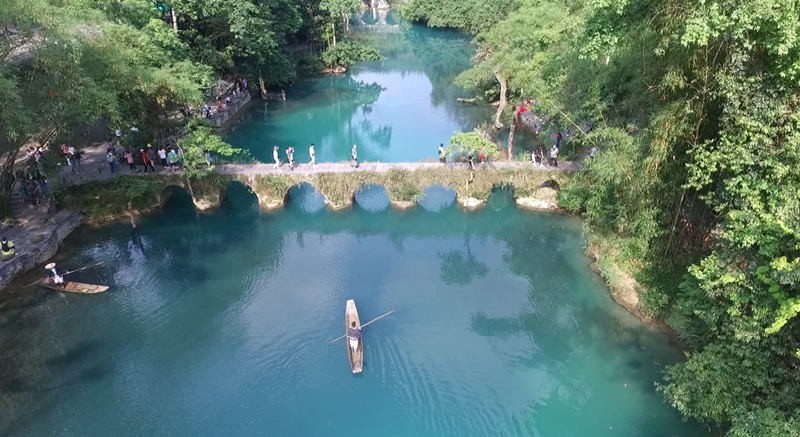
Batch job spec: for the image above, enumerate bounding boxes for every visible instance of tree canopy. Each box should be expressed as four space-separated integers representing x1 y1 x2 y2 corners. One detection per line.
407 0 800 434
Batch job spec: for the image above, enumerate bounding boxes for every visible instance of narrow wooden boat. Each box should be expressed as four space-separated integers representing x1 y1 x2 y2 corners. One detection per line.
41 280 109 294
345 299 364 374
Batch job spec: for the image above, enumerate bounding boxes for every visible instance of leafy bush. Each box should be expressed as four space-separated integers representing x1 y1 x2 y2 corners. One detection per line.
54 176 169 218
445 132 500 161
322 40 381 70
178 125 242 177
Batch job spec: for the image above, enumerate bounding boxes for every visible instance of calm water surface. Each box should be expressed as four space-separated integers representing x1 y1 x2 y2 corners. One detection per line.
0 184 706 436
224 10 496 163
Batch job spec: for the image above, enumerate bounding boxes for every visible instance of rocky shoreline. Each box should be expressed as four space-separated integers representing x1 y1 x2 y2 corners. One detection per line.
0 210 82 290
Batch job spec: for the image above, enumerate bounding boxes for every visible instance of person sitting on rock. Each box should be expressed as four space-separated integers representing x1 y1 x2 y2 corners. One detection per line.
1 237 15 259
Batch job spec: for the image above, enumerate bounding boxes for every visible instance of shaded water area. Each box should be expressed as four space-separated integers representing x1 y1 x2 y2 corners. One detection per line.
0 184 707 436
225 10 499 163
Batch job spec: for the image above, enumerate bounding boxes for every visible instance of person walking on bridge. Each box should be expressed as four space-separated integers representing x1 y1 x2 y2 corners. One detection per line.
438 143 445 163
309 144 316 166
158 146 168 168
106 149 117 174
286 146 295 170
125 150 137 172
549 144 559 167
273 146 281 169
351 144 359 168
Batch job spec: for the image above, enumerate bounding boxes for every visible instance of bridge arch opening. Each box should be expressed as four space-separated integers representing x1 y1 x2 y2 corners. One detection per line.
286 183 326 214
354 184 389 212
152 185 198 221
418 184 455 212
223 181 259 213
486 184 516 212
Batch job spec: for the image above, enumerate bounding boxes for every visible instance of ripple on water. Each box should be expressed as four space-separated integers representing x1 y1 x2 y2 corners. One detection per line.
0 176 707 437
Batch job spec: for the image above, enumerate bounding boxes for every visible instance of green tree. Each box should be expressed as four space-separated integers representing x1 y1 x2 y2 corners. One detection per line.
320 0 361 42
178 124 241 178
322 40 381 71
446 132 500 160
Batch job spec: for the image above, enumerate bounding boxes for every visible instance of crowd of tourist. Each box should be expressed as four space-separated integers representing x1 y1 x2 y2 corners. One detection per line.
204 78 249 120
271 143 358 170
15 144 49 206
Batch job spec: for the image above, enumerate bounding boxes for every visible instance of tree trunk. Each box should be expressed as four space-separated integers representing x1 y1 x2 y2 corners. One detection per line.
184 175 195 204
0 143 22 218
507 110 517 159
493 71 507 131
343 12 349 33
0 127 56 218
259 70 267 100
332 22 337 46
171 9 178 33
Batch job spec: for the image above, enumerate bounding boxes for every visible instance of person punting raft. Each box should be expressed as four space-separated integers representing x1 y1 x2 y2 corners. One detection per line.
45 263 65 288
346 299 364 374
38 262 109 294
330 302 394 374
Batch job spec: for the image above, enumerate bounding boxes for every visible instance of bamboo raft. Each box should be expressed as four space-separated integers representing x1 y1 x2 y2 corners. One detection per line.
345 299 364 374
41 280 108 294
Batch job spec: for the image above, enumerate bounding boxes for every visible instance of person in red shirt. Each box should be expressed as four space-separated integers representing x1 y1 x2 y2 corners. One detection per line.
478 148 486 164
140 149 153 173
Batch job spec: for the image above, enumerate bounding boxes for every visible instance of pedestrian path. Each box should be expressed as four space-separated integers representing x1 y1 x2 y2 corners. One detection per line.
216 159 580 176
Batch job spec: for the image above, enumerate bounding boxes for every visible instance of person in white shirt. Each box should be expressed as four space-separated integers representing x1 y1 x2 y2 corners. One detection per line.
273 146 280 168
158 147 168 167
286 146 295 170
351 144 358 168
549 145 559 167
309 144 316 166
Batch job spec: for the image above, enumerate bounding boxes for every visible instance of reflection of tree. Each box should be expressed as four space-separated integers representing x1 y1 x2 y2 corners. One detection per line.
359 119 393 148
438 239 489 285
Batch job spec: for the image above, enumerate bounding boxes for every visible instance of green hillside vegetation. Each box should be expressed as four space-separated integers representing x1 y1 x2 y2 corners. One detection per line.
0 0 377 217
403 0 800 434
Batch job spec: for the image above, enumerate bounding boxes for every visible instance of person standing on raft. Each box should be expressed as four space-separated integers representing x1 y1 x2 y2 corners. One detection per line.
348 321 361 351
45 262 65 288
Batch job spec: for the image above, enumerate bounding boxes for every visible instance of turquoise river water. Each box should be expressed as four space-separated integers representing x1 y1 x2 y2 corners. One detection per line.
0 184 707 436
224 10 497 163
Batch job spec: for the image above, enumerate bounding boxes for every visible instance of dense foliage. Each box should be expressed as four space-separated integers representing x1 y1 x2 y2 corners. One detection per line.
322 40 381 70
446 132 500 161
0 0 377 215
401 0 516 33
409 0 800 434
178 124 242 177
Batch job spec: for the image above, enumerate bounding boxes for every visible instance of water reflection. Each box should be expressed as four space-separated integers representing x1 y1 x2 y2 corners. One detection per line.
225 15 494 163
0 185 706 436
438 239 489 286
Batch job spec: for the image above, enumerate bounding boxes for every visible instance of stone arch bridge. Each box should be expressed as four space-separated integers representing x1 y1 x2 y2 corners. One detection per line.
158 161 576 215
